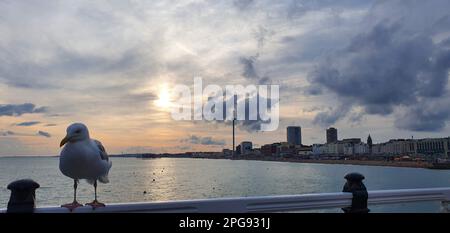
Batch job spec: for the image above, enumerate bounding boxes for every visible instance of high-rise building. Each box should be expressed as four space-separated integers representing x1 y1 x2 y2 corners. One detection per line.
287 126 302 146
367 134 373 154
326 127 338 144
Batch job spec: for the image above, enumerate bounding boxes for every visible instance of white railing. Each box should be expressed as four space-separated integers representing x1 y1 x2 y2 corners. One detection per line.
1 187 450 213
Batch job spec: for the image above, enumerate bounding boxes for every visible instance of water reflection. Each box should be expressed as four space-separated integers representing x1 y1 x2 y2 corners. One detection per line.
1 157 450 212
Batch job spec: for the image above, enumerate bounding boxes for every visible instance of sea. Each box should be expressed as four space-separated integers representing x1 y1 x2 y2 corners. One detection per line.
1 156 450 212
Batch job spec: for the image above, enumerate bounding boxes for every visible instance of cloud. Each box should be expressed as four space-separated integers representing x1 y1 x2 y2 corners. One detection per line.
1 130 53 138
312 105 350 126
0 103 48 117
15 121 41 126
307 1 450 130
195 92 278 132
0 131 15 136
2 0 449 154
240 56 259 79
395 98 450 132
37 131 51 138
182 135 225 146
233 0 254 11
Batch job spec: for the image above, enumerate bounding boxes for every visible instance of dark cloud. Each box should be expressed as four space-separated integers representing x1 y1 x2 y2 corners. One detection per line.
286 0 370 20
233 0 254 11
312 105 350 126
15 121 40 126
239 55 274 85
348 111 364 125
302 106 325 113
192 88 278 133
37 131 51 138
308 6 450 130
0 131 15 136
182 135 225 146
395 98 450 132
0 45 148 89
304 84 322 96
240 56 259 79
0 103 48 117
253 26 274 51
214 93 277 132
240 25 274 83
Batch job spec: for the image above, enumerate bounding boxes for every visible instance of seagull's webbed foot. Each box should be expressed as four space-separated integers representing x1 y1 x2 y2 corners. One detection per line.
86 200 106 209
61 201 83 211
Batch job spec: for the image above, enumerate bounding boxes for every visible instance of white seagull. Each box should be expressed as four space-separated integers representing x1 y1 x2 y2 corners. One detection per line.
59 123 112 210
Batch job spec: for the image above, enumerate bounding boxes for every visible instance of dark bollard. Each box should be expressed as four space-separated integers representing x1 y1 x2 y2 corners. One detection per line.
342 173 370 213
7 179 40 213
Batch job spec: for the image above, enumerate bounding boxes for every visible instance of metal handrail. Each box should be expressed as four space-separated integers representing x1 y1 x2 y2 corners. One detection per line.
1 187 449 213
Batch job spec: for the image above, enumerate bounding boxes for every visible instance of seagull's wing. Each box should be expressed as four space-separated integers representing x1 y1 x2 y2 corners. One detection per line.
94 139 109 161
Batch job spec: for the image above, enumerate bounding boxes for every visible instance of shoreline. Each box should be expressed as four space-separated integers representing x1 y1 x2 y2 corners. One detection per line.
134 155 437 169
211 157 432 169
1 155 440 169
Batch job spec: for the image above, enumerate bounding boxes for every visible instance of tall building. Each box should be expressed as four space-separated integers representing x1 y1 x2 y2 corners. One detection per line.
326 127 338 144
287 126 302 146
367 134 373 154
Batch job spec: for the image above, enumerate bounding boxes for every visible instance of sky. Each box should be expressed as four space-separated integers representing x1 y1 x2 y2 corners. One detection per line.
1 0 450 156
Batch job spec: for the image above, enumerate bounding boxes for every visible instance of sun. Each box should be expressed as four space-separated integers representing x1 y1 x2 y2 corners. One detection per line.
155 84 171 109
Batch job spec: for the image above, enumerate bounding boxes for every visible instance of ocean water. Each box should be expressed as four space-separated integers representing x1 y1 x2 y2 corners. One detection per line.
1 156 450 212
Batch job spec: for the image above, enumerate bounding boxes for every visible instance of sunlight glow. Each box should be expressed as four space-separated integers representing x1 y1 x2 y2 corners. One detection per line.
155 84 171 109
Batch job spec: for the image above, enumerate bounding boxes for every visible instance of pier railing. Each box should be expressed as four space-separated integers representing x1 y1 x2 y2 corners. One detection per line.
0 187 449 213
1 174 450 213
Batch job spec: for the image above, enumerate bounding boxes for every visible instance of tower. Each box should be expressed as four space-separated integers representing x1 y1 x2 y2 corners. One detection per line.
287 126 302 146
367 134 373 154
326 127 338 144
232 95 237 156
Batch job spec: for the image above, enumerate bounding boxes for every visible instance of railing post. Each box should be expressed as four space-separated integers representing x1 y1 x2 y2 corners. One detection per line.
342 173 370 213
6 179 40 213
441 201 449 213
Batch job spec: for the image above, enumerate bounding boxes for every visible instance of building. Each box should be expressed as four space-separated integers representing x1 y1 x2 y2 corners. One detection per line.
367 135 373 154
277 142 297 156
235 145 241 156
371 137 450 158
312 138 364 156
345 142 369 155
261 143 280 156
312 143 341 155
326 127 338 144
297 145 313 156
372 139 416 156
222 149 232 156
261 144 272 156
240 141 252 155
341 138 361 144
313 136 450 158
415 138 450 157
287 126 302 146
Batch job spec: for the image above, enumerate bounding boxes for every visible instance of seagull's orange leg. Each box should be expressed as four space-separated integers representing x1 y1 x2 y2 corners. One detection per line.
61 179 83 211
86 180 105 209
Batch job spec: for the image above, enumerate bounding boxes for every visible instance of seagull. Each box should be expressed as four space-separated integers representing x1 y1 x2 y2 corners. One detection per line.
59 123 112 211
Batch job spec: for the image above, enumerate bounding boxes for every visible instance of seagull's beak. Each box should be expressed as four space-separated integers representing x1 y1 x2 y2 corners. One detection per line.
60 135 70 147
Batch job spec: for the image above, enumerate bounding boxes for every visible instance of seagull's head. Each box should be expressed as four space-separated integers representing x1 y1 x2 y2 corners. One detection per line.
60 123 90 147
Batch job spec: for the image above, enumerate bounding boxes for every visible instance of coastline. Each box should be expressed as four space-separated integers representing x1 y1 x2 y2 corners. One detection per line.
5 154 437 169
130 154 436 169
211 156 432 169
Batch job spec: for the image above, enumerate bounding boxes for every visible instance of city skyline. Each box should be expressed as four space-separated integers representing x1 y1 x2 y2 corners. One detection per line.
1 0 450 156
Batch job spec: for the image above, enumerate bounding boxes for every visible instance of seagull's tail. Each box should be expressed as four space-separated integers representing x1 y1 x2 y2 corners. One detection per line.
98 160 112 184
98 175 109 184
